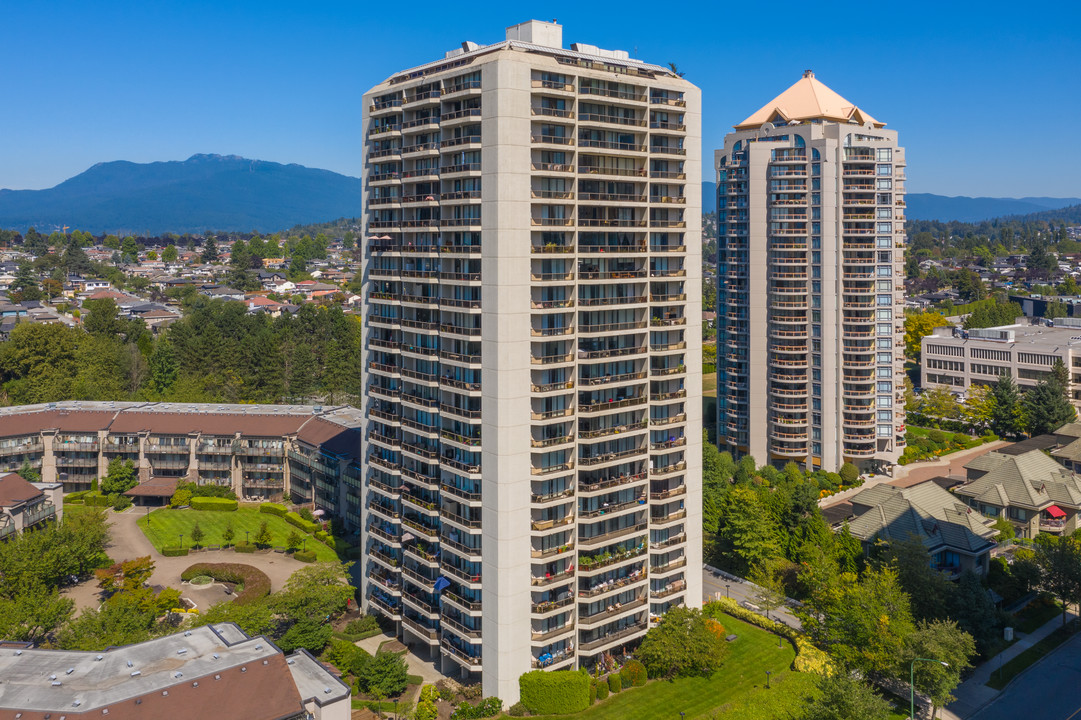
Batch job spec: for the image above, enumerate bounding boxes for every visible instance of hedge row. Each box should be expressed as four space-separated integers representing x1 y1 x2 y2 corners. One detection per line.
234 542 257 553
293 550 317 563
285 511 320 534
607 673 621 693
162 547 189 557
84 492 115 507
65 490 90 503
180 562 271 605
703 598 833 675
259 502 288 517
519 670 590 715
191 497 238 512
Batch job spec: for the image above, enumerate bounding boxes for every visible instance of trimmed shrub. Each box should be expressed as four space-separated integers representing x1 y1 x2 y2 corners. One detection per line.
621 659 647 687
170 487 192 508
315 530 329 542
344 615 381 635
180 562 271 605
285 511 320 534
191 497 238 511
259 502 288 517
162 547 189 557
928 429 947 444
450 697 502 720
84 492 113 507
519 670 590 715
293 550 317 563
596 681 608 700
112 494 133 511
234 542 257 553
65 490 89 502
507 702 527 717
588 679 597 705
607 673 621 693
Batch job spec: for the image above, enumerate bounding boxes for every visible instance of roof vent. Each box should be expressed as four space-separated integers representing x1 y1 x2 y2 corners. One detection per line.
73 700 82 707
241 667 247 673
262 659 268 665
214 674 221 680
66 668 74 675
212 653 220 660
287 659 295 665
174 672 182 679
130 671 140 677
255 644 262 650
126 661 133 668
52 681 63 687
14 650 22 656
324 687 332 694
95 656 103 661
161 691 167 697
184 631 191 636
50 674 57 681
192 682 198 688
177 648 187 655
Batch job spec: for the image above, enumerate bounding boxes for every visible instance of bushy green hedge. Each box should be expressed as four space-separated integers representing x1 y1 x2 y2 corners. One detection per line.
181 562 271 604
259 502 287 516
285 511 320 533
293 550 317 563
450 697 502 720
588 679 597 705
596 681 608 700
607 673 621 693
191 497 238 511
65 490 90 503
84 492 114 507
162 547 189 557
234 542 257 553
519 670 590 715
621 659 647 687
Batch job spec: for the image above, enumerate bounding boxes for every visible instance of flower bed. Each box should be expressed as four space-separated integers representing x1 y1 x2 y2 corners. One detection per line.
180 562 270 605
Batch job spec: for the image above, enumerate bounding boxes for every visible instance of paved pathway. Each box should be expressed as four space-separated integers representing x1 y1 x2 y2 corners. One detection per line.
702 564 801 629
819 440 1009 509
61 507 314 613
968 628 1081 720
944 609 1079 719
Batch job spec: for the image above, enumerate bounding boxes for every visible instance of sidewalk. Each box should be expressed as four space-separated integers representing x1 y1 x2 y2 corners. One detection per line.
943 609 1079 719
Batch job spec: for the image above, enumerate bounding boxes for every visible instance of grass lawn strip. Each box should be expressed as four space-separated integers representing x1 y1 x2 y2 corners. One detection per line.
1012 600 1062 634
526 614 795 720
140 507 338 562
986 619 1080 690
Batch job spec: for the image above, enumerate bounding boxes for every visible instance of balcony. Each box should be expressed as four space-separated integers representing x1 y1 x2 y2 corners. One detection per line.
579 621 648 652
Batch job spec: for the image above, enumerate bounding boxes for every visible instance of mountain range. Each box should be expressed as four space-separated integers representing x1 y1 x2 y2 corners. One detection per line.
701 181 1080 223
0 154 362 235
2 156 1077 234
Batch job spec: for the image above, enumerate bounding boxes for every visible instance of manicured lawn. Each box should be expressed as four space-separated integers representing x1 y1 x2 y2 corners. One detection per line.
1013 598 1062 634
703 372 717 398
527 614 797 720
61 503 102 519
140 507 338 562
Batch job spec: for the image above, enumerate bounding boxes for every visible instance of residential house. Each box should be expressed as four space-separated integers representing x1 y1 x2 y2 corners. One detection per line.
957 449 1081 538
842 480 998 577
0 472 61 540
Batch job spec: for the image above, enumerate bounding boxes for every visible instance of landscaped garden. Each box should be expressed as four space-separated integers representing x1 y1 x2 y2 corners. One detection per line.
898 426 995 465
140 505 339 562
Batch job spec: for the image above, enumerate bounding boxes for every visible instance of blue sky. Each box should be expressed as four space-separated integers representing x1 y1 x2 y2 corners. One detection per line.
2 0 1079 197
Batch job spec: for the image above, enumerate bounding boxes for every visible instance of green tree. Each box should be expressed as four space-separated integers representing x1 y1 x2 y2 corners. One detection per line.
1058 275 1080 296
10 262 42 302
0 578 74 643
1046 299 1069 319
286 530 303 551
17 459 40 483
1034 535 1081 627
875 536 956 624
274 561 355 623
962 384 995 430
277 616 332 654
801 673 892 720
120 236 140 263
148 338 179 395
951 269 986 303
358 651 409 699
749 559 787 621
838 462 859 486
902 620 976 719
963 299 1023 330
904 311 950 360
222 523 235 546
1024 377 1076 436
23 227 49 256
253 520 273 547
989 374 1025 439
635 606 729 679
189 522 205 548
715 486 780 575
202 236 220 263
103 234 121 251
162 244 178 263
82 298 122 336
1027 244 1058 277
100 458 138 495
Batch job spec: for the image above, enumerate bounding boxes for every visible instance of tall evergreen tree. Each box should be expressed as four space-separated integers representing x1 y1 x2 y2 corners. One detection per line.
989 374 1025 438
201 235 219 263
1024 378 1076 436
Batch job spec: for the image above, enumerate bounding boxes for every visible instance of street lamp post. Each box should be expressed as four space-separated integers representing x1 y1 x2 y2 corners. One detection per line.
179 533 184 550
245 530 250 544
680 712 685 720
725 583 730 598
910 658 949 720
766 670 771 689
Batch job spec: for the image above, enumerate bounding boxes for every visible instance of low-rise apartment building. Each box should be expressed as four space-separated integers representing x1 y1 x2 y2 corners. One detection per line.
0 472 62 539
0 402 363 527
842 480 998 577
921 320 1081 406
0 623 350 720
957 449 1081 538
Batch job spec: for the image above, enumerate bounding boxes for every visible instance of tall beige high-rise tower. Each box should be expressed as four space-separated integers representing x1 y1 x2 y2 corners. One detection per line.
714 72 906 473
360 21 702 704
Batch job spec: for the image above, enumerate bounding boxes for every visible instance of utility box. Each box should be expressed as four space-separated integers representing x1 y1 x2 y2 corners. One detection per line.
1004 626 1014 642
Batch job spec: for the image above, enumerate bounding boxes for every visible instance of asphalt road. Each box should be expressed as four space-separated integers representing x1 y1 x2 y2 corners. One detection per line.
701 564 801 629
970 630 1081 720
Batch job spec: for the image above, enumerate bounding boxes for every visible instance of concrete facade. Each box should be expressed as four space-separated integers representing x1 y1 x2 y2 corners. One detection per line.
921 320 1081 409
715 72 907 472
360 20 702 704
